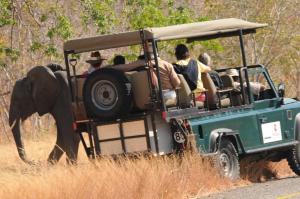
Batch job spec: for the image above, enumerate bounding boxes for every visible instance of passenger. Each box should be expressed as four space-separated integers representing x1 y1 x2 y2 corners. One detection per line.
84 51 106 75
198 52 212 66
113 55 126 65
174 44 211 102
112 51 180 91
226 69 265 96
198 53 224 89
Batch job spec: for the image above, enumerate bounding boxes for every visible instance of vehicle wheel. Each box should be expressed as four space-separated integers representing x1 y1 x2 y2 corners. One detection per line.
214 138 240 180
83 68 132 121
287 146 300 175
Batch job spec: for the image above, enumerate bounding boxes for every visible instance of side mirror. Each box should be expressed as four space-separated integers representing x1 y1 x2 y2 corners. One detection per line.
278 82 285 98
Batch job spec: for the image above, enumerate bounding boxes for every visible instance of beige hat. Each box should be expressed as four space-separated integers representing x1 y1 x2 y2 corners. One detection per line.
226 68 239 77
86 51 107 65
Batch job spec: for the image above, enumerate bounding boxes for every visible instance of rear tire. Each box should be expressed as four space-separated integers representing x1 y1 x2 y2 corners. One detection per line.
83 68 132 121
214 138 240 180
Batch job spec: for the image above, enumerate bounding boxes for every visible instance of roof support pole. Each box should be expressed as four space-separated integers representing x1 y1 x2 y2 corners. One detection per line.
151 39 166 112
239 30 253 104
64 51 74 102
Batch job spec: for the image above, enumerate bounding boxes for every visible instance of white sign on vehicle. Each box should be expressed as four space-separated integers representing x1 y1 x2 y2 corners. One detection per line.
261 121 282 143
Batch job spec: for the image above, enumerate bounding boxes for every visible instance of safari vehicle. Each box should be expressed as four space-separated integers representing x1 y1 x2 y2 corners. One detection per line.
63 18 300 180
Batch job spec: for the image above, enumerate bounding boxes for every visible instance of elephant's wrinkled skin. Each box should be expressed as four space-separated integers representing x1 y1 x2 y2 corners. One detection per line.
9 66 80 164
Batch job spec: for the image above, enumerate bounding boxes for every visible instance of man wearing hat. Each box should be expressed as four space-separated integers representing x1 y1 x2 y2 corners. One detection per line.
85 51 106 74
226 68 265 96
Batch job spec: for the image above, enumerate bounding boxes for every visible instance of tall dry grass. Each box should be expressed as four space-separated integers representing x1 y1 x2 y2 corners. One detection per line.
0 133 239 199
0 132 295 199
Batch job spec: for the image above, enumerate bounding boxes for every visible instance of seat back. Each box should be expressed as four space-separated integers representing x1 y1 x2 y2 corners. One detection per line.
70 77 87 120
221 75 234 88
202 72 218 105
71 77 86 101
130 71 151 110
177 74 192 108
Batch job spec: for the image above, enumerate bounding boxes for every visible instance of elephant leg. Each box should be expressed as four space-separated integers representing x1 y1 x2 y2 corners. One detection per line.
50 71 81 164
65 134 80 165
47 127 65 165
55 116 80 165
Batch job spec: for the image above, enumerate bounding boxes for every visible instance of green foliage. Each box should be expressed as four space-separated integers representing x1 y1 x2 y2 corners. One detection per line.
29 42 43 53
129 3 167 29
46 15 73 40
0 0 14 27
56 15 73 39
45 44 59 58
40 14 48 23
0 47 20 62
80 0 116 33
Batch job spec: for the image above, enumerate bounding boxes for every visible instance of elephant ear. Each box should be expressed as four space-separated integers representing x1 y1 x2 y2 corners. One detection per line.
27 66 60 116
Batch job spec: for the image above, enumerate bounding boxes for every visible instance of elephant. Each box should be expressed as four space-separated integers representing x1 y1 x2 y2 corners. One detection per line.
9 65 80 164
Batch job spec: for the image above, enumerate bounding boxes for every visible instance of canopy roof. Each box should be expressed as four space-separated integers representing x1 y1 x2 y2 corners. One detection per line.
64 18 267 54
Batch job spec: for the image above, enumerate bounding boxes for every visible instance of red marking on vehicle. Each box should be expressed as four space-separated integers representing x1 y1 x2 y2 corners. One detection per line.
73 122 77 130
162 111 167 120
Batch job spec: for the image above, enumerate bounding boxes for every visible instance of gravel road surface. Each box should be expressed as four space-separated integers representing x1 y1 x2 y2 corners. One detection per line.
201 177 300 199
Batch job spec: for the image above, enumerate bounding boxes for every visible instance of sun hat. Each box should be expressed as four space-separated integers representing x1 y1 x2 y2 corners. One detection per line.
226 68 239 77
86 51 107 65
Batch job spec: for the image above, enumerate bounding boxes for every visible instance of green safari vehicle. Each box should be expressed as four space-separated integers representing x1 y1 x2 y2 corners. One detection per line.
63 18 300 180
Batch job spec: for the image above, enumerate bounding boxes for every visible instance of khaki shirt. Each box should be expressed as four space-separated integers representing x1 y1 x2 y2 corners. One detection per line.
157 58 180 90
176 58 211 94
111 58 180 90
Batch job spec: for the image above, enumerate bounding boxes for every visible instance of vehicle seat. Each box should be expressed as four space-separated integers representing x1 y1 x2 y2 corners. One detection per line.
221 74 243 106
177 74 204 108
71 77 86 101
221 75 235 88
71 77 87 120
202 73 231 108
129 71 151 110
177 74 192 108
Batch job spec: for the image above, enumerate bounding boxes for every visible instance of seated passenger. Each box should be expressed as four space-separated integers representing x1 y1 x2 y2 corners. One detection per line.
113 55 126 65
198 53 224 89
174 44 211 102
83 51 106 75
226 69 265 96
112 52 181 91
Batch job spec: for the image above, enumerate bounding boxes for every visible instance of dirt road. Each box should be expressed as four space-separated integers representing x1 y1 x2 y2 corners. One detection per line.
201 177 300 199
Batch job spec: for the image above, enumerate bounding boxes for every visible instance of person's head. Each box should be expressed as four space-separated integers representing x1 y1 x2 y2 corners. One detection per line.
86 51 106 68
113 55 125 65
198 53 211 66
138 52 154 60
175 44 189 60
226 69 239 81
138 54 145 60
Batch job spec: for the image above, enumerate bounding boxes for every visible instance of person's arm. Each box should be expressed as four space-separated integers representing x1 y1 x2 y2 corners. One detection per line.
198 61 211 73
111 60 145 72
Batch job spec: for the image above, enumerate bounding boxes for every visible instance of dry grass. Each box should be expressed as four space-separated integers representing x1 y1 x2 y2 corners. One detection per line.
0 134 234 199
240 158 295 183
0 132 295 199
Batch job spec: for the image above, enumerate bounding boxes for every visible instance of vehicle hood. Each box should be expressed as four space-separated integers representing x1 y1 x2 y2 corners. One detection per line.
284 98 298 105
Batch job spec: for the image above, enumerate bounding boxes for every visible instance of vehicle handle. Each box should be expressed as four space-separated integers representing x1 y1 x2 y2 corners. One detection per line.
259 116 267 123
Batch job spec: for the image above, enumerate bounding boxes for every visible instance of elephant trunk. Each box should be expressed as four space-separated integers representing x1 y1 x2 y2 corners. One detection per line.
9 113 31 164
9 80 35 164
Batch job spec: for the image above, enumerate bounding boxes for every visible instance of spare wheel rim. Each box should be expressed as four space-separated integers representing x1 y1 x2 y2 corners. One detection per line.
91 80 118 111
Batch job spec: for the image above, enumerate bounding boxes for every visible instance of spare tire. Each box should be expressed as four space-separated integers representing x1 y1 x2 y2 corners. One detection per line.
83 68 132 121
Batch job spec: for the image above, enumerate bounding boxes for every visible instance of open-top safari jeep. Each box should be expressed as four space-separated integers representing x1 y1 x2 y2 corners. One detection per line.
63 18 300 180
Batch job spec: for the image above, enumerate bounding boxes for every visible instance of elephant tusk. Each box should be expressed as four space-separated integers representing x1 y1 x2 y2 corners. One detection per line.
9 120 17 131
